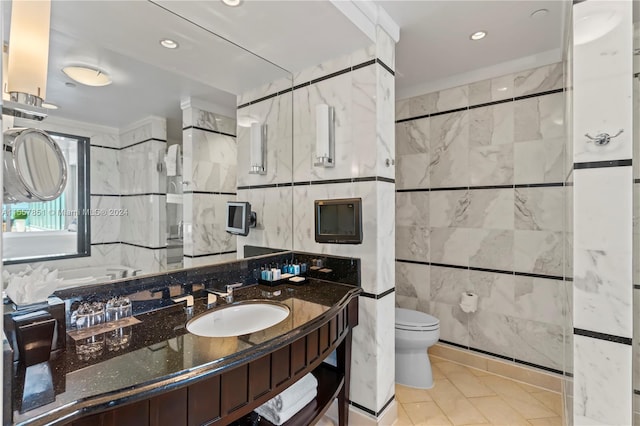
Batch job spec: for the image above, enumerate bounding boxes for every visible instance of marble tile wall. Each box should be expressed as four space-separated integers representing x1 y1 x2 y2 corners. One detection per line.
119 117 168 273
395 62 570 374
237 30 396 420
182 105 238 263
571 2 633 425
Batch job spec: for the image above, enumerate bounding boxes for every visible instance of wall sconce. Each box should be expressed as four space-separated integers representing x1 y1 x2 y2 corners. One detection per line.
249 123 266 175
314 104 334 168
7 0 51 107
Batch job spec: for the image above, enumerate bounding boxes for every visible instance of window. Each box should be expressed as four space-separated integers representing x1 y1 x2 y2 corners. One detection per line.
2 131 90 264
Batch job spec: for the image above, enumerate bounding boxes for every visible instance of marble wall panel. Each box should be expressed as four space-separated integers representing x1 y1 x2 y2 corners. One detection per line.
396 261 430 311
120 245 166 275
91 196 121 244
119 140 166 195
184 129 237 193
183 193 236 257
574 335 632 426
514 63 564 97
91 146 120 195
120 195 165 248
429 111 469 188
236 187 293 256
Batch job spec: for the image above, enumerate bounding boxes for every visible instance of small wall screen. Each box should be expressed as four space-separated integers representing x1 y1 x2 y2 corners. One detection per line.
314 198 362 244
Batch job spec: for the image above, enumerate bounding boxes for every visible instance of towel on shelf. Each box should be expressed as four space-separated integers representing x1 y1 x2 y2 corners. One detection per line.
253 373 318 425
255 386 317 425
262 373 317 411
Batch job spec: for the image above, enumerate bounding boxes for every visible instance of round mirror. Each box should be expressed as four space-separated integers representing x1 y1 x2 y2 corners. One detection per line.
3 128 68 203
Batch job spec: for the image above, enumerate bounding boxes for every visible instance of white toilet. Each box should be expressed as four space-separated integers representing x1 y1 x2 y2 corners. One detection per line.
395 308 440 389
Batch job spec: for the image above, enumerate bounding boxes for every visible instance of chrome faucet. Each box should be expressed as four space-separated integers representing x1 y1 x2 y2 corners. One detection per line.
171 294 194 316
206 283 243 304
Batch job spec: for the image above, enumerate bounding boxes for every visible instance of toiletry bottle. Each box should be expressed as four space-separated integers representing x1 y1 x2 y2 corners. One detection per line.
301 261 307 274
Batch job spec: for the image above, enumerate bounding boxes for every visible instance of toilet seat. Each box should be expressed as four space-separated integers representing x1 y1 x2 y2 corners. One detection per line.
395 308 439 331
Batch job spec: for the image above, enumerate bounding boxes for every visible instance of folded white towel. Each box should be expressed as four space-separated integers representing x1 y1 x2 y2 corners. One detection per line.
262 373 318 412
255 386 317 425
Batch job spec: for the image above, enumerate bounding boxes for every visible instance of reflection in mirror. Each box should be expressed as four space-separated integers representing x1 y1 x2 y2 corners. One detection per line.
3 131 89 263
2 0 293 290
4 128 67 203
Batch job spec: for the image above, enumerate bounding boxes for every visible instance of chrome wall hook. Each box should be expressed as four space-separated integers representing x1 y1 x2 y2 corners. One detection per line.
585 129 624 146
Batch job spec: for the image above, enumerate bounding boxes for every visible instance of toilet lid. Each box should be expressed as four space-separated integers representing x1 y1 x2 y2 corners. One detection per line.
395 308 439 329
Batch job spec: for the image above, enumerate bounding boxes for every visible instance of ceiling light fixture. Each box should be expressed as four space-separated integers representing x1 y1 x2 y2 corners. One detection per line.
160 38 179 49
41 102 58 110
221 0 242 6
530 9 549 19
62 66 112 87
470 31 487 41
496 87 508 92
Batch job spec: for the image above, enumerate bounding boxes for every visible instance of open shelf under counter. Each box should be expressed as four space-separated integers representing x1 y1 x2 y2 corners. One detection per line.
257 363 344 426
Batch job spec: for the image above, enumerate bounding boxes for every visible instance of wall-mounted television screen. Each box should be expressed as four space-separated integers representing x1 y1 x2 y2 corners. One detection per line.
226 201 252 236
314 198 362 244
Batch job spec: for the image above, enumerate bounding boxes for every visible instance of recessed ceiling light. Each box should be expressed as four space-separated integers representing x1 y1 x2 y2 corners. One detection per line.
531 9 549 19
41 102 58 110
160 39 179 49
62 66 112 87
470 31 487 41
221 0 242 6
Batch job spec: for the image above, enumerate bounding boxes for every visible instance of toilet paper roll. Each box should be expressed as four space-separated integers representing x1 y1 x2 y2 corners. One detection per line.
459 291 478 313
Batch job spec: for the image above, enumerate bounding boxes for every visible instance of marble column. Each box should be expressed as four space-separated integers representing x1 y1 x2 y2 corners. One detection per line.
182 100 238 267
572 1 633 425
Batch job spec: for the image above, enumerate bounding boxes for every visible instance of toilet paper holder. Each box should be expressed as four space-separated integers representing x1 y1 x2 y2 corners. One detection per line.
459 291 478 313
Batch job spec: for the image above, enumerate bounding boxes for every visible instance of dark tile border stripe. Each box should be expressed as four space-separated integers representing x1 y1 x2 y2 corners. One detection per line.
468 98 513 110
634 389 640 396
310 67 352 85
238 176 394 190
353 59 376 71
90 144 120 151
396 88 565 124
93 138 167 151
376 58 395 76
396 259 566 281
574 159 632 169
184 191 237 196
238 58 382 109
574 328 632 345
438 340 565 376
513 88 564 101
635 179 640 184
398 183 567 193
121 242 166 250
182 125 236 138
121 138 167 150
349 395 395 417
90 193 120 197
120 193 166 197
237 182 294 190
184 251 237 259
634 284 640 290
91 241 120 246
360 287 395 300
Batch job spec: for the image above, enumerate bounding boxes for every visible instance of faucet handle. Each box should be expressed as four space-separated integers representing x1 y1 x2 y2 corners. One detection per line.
226 283 243 292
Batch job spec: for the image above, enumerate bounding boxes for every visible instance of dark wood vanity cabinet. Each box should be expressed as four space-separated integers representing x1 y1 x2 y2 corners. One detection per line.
70 297 358 426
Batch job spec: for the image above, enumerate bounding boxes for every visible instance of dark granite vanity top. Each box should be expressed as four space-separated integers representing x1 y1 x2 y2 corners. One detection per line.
11 280 361 425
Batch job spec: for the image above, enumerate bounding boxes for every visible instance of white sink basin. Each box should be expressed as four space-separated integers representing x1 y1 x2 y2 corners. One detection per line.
186 301 290 338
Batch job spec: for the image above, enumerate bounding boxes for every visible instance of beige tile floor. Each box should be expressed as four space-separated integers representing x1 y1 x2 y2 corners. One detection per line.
394 356 564 426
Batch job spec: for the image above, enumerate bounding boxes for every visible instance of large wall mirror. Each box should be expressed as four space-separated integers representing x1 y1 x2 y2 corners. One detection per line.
2 0 293 288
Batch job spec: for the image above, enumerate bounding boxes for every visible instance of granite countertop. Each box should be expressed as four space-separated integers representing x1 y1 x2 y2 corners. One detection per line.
12 280 360 426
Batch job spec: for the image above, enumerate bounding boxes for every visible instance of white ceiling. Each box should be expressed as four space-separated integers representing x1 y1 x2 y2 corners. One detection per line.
4 0 568 137
376 0 567 99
